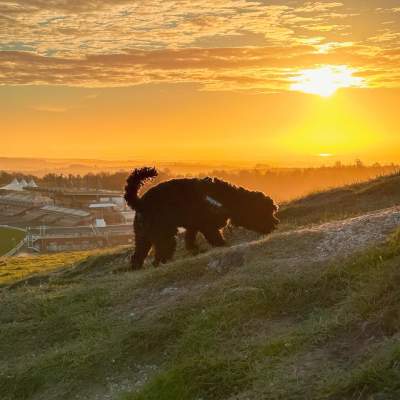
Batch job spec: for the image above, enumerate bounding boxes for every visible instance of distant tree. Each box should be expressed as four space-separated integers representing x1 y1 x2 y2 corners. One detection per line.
355 159 364 168
8 162 396 203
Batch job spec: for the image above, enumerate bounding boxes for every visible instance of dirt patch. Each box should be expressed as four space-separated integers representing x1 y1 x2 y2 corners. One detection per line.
312 206 400 260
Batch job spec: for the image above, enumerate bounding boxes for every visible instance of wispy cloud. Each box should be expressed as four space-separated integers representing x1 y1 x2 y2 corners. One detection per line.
0 0 399 91
30 105 69 113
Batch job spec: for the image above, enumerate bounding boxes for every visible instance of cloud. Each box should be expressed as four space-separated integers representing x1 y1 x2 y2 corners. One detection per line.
1 43 398 91
0 0 354 55
0 0 132 13
30 105 69 113
296 2 343 13
0 0 399 91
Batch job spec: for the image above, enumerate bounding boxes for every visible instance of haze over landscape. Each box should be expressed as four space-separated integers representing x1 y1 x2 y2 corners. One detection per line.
1 0 400 165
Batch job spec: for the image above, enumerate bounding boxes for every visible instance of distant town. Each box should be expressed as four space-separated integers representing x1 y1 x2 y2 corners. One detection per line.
0 177 134 255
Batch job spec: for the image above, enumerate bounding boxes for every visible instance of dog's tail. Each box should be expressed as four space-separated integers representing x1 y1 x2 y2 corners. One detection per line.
124 167 158 210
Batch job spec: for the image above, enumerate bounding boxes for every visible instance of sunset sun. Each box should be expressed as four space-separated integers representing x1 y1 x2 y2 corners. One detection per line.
290 66 364 97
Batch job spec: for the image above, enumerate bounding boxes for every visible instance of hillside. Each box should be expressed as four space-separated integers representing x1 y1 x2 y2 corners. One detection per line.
279 171 400 228
2 173 400 400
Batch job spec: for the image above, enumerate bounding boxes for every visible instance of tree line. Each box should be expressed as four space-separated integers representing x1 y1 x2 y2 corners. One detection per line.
1 161 399 202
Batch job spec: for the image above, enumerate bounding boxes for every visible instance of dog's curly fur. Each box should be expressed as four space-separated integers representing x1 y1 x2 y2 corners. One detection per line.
125 167 279 270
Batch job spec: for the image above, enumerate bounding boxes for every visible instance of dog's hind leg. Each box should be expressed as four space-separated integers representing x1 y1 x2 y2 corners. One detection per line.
153 234 177 267
131 234 152 270
201 227 226 247
184 228 199 254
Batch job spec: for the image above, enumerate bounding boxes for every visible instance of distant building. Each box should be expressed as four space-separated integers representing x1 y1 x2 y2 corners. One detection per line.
0 179 24 191
88 202 124 224
26 224 133 253
0 178 39 192
33 188 123 209
0 179 134 251
27 179 39 188
121 210 135 224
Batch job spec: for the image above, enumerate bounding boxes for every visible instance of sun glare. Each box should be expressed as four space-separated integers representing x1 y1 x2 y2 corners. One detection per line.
290 66 364 97
319 153 333 157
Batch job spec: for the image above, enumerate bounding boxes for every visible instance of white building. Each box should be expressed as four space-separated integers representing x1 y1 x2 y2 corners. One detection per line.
0 178 39 192
0 179 24 191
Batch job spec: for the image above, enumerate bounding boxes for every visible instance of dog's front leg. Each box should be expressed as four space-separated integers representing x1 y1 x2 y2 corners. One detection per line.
153 235 177 267
184 228 199 254
201 227 226 247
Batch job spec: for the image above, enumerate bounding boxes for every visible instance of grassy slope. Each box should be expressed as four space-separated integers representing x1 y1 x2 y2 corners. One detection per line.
0 248 125 287
0 227 25 256
1 173 400 400
278 171 400 229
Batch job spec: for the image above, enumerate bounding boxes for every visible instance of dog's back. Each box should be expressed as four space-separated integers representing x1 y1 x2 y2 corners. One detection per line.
141 178 203 205
139 178 216 227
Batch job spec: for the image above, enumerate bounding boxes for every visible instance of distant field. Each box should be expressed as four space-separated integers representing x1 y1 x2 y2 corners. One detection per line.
0 227 25 256
0 248 122 286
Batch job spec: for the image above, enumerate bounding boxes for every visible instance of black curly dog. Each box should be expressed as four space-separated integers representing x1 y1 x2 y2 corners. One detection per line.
124 167 279 270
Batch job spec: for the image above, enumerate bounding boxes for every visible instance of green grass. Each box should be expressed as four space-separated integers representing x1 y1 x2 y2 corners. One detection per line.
0 248 121 286
2 230 400 399
279 171 400 229
0 227 25 256
2 172 400 399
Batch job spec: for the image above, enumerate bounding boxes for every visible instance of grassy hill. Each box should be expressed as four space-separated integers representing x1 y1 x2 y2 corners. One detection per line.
0 227 25 256
278 171 400 229
1 173 400 400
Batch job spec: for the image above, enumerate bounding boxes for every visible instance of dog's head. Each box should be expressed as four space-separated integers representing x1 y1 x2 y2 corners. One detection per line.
231 190 279 235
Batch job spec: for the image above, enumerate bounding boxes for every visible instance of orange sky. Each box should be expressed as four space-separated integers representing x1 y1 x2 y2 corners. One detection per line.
1 1 400 165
